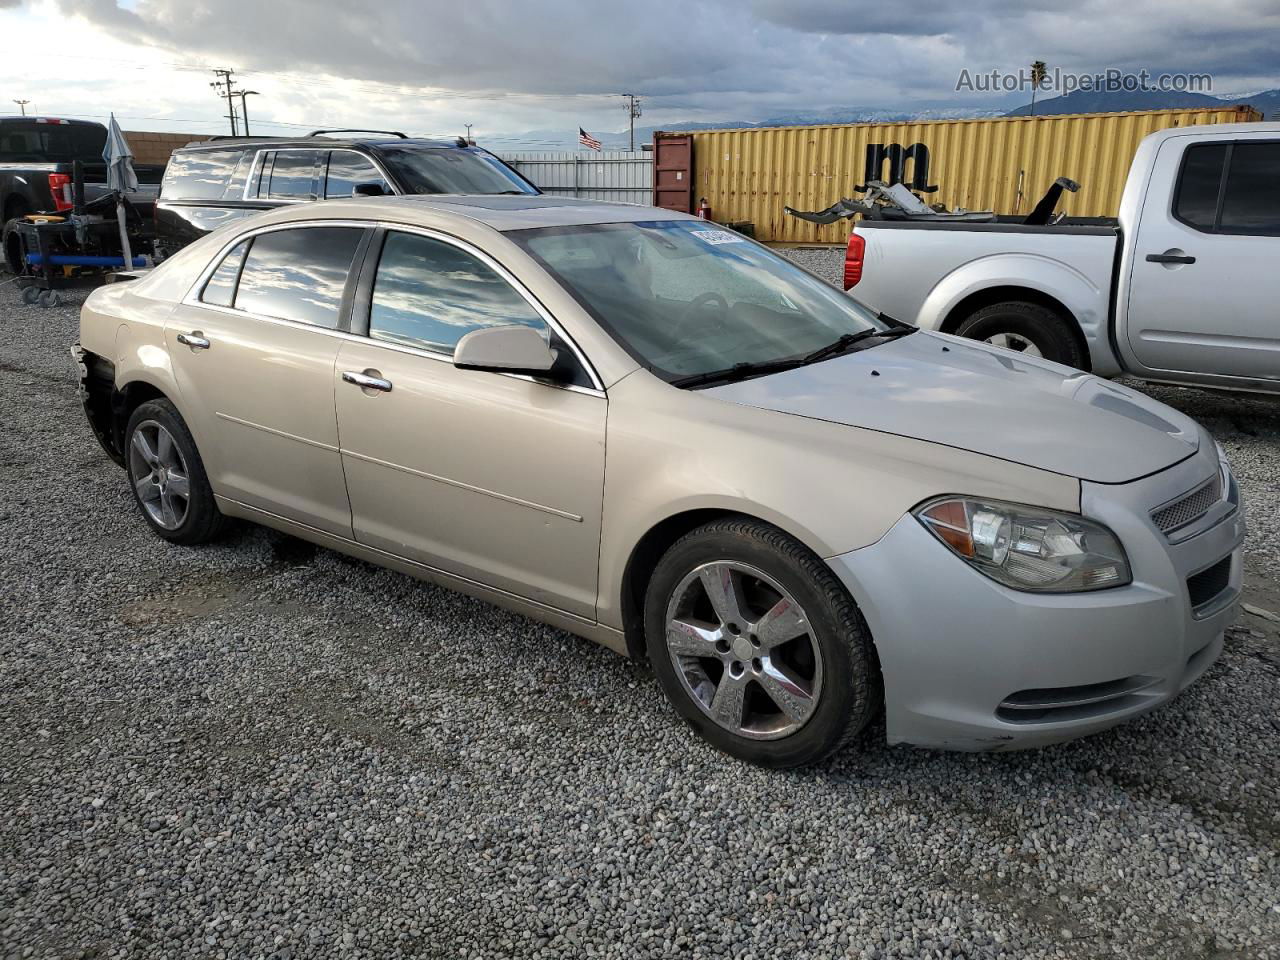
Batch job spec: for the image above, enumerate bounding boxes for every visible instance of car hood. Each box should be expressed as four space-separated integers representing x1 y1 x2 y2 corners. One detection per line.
703 332 1201 483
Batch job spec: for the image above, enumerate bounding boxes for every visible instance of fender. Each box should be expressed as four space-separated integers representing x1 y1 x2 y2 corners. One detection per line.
914 253 1122 376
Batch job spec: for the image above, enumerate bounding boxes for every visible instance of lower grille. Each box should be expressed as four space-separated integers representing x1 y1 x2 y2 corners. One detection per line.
1187 555 1232 610
997 675 1160 724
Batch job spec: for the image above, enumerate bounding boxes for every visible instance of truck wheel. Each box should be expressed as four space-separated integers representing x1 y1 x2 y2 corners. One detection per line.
2 217 28 276
956 301 1085 369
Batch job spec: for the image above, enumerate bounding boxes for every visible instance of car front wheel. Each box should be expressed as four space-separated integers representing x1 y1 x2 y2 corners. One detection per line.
125 399 225 545
645 518 880 767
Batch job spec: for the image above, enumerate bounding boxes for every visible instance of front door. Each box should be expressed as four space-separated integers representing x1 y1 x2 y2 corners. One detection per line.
1125 136 1280 383
334 229 606 618
167 223 369 537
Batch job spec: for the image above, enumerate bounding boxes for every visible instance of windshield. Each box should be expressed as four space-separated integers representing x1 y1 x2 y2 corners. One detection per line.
377 146 537 195
513 220 889 380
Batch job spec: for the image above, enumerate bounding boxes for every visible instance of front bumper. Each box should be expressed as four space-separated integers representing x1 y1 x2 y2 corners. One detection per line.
829 446 1244 751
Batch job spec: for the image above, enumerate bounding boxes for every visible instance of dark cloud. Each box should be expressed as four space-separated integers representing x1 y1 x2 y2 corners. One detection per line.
51 0 1280 121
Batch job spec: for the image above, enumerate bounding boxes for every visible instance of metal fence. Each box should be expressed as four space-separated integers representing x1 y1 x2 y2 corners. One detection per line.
499 151 652 205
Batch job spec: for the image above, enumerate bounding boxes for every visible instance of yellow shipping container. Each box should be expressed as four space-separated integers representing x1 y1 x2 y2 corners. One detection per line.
686 106 1261 244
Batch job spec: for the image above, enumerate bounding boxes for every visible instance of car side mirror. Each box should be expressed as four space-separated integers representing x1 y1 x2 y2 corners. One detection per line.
352 182 387 197
453 325 560 378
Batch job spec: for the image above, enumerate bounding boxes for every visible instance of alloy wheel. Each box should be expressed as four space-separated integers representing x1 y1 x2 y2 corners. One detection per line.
664 561 823 740
983 332 1043 357
128 420 192 530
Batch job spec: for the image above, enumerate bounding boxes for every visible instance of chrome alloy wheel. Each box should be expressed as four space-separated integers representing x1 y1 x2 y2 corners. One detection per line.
128 420 191 530
664 561 823 740
983 332 1043 357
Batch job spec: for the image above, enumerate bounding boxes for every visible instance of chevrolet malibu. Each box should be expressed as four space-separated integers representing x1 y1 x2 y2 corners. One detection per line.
75 195 1245 767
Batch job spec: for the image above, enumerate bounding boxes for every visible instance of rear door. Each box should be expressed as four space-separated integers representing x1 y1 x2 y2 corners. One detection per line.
155 148 257 250
167 222 370 536
333 228 607 618
1125 136 1280 382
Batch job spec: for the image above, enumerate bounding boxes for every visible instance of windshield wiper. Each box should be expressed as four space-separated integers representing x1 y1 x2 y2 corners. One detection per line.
801 325 917 364
670 358 809 389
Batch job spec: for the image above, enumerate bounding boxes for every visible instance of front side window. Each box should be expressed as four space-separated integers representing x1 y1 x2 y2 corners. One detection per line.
264 151 321 200
376 146 536 194
369 232 547 353
1173 143 1226 231
1220 142 1280 234
200 239 249 307
233 227 364 329
513 220 888 380
325 151 388 198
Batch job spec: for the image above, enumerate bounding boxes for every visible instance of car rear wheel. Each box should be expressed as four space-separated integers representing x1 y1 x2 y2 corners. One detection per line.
645 518 880 768
125 399 225 545
956 300 1085 368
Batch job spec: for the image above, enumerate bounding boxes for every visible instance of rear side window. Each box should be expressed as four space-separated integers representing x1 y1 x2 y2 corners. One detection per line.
264 151 321 200
162 149 245 201
325 151 388 198
200 240 249 307
1172 144 1226 231
233 227 364 328
369 231 547 354
1219 142 1280 235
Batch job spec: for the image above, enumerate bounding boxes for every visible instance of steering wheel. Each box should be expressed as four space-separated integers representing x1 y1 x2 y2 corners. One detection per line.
675 292 730 330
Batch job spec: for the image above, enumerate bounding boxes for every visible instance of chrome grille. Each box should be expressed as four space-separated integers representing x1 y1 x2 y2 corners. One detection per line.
1151 474 1221 535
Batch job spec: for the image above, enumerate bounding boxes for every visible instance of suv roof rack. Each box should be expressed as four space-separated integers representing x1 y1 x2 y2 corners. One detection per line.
307 128 408 139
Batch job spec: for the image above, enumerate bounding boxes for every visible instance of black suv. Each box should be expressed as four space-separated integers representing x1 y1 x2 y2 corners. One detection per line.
155 130 539 255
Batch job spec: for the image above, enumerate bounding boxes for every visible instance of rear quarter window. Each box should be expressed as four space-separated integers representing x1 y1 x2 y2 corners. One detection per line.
162 149 246 201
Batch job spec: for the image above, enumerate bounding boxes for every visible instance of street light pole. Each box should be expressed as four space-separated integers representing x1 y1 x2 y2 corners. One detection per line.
238 91 260 137
13 99 30 116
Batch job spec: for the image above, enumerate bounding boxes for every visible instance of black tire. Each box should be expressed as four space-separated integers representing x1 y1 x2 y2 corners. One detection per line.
2 216 28 276
124 399 226 545
955 300 1085 368
644 518 881 768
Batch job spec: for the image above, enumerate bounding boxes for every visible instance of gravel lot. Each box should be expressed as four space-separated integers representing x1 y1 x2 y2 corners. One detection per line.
2 269 1278 960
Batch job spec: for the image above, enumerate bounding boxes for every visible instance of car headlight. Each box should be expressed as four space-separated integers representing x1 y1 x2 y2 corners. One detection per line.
914 497 1131 593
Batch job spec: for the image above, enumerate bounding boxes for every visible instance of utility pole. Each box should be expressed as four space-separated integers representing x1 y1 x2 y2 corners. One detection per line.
13 99 30 116
622 93 642 151
237 90 259 137
209 69 238 135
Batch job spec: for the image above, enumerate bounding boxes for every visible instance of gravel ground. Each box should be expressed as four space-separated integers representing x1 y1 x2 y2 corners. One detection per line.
1 274 1278 960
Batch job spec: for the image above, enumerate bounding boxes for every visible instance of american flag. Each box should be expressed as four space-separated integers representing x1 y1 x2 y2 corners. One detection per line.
579 127 602 151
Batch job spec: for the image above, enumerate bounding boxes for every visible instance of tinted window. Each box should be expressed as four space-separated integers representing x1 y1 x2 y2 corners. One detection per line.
370 232 547 353
0 122 106 162
200 240 249 307
1220 142 1280 234
234 227 364 328
1173 144 1226 230
221 151 255 200
162 149 244 201
265 151 320 200
378 146 536 194
325 151 388 198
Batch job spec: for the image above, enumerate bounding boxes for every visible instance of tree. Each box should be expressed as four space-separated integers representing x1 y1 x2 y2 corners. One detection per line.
1030 61 1048 116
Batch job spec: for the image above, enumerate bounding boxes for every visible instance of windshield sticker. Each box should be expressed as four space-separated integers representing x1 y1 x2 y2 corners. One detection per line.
690 230 743 245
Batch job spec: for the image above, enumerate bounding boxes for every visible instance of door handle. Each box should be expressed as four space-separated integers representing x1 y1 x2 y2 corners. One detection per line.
342 369 393 392
1145 252 1196 265
176 331 211 349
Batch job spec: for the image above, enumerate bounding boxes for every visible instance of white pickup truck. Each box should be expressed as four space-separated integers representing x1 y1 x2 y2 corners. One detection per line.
844 122 1280 395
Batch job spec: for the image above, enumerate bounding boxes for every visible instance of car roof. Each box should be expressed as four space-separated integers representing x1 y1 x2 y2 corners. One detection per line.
256 194 698 231
371 194 694 230
175 136 467 152
1142 120 1280 144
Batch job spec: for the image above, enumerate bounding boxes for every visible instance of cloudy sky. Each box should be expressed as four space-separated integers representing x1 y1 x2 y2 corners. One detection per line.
1 0 1277 146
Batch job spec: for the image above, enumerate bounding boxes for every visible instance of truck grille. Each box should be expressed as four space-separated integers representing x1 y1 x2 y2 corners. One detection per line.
1151 474 1221 536
1187 555 1232 610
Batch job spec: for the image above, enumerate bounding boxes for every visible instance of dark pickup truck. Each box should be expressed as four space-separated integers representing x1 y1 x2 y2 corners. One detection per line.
1 117 164 272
